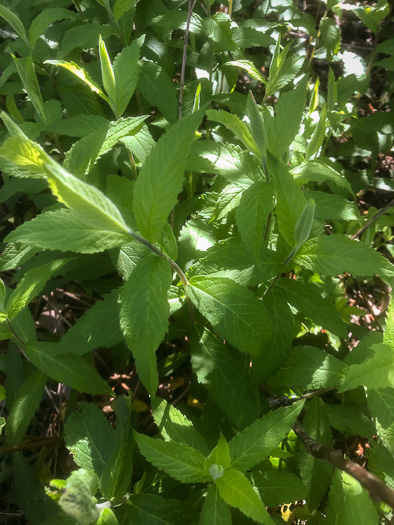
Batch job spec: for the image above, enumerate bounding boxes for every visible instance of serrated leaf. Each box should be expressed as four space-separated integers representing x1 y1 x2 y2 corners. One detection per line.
324 403 375 437
113 38 141 116
29 8 76 47
206 109 260 157
384 296 394 350
134 432 210 483
299 398 333 510
47 114 109 138
190 327 260 429
152 398 209 455
133 110 203 243
271 346 347 391
367 388 394 454
58 291 123 355
229 401 305 471
118 494 193 525
215 469 273 525
292 160 353 194
276 278 348 338
227 60 266 84
294 198 315 248
293 235 394 285
235 181 275 263
266 42 304 96
59 23 116 58
0 5 29 46
339 343 394 393
119 254 172 397
101 395 135 500
24 342 112 395
306 104 327 158
6 369 47 446
270 154 306 247
253 471 307 507
205 434 231 472
12 55 46 123
199 484 231 525
6 208 129 254
138 60 177 124
187 276 272 356
59 469 99 525
6 258 72 321
64 116 147 177
304 189 358 221
65 403 115 475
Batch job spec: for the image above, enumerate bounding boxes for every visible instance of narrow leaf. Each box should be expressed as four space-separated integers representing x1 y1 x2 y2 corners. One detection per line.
119 254 172 397
113 38 141 116
133 110 203 243
99 35 116 111
199 485 231 525
134 432 210 483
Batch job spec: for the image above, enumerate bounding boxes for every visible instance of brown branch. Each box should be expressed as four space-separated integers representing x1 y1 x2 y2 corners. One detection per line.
293 421 394 509
0 436 64 455
351 198 394 241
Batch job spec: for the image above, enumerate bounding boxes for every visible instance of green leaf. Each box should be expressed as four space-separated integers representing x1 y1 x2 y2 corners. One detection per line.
326 470 379 525
339 343 394 393
276 278 348 337
215 469 273 525
29 8 76 47
306 104 327 159
6 208 129 254
293 235 394 285
0 5 29 46
229 401 305 471
383 296 394 350
266 41 304 96
304 189 358 221
99 35 117 112
324 403 375 437
25 342 113 395
235 181 275 264
271 345 347 391
119 254 172 397
138 60 178 124
97 508 119 525
59 469 99 525
152 398 209 455
270 154 306 247
253 471 307 507
199 485 231 525
268 77 308 158
45 60 109 102
246 92 267 158
113 38 141 116
12 55 46 123
134 432 210 483
59 23 116 58
368 388 394 454
205 433 232 473
101 395 135 500
206 109 260 157
64 116 147 177
190 327 260 429
187 276 272 356
320 18 341 61
65 403 115 475
6 369 47 446
6 258 72 321
118 494 193 525
114 0 136 21
58 291 123 355
294 198 316 248
299 398 333 510
292 160 353 194
133 110 203 243
227 60 266 84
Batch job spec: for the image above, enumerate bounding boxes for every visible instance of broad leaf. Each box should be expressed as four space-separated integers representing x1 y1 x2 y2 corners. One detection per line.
253 471 307 507
215 469 273 525
339 343 394 392
271 345 347 391
59 469 99 525
119 254 172 397
229 401 305 471
118 494 193 525
29 8 76 47
133 111 203 243
187 276 272 356
65 403 115 476
152 398 209 455
324 403 375 437
190 327 260 429
25 343 113 395
134 433 210 483
367 388 394 454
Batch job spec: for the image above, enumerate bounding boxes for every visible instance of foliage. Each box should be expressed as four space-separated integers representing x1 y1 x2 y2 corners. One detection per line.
0 0 393 524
